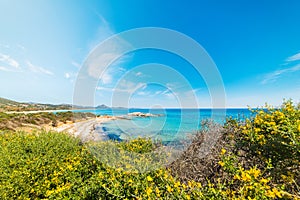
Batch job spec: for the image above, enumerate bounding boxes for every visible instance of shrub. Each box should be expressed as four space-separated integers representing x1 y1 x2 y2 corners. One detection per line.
0 131 98 199
0 131 201 199
168 101 300 199
0 101 299 199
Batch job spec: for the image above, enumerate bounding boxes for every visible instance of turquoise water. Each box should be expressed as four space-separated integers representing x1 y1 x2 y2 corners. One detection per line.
72 108 253 142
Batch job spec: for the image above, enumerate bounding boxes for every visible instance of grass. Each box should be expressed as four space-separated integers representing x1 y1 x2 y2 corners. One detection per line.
0 100 299 199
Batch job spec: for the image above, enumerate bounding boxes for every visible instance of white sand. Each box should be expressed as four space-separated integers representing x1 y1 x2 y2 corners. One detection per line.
53 116 116 142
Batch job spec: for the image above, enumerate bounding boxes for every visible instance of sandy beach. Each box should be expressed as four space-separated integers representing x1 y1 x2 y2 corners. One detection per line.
52 116 116 142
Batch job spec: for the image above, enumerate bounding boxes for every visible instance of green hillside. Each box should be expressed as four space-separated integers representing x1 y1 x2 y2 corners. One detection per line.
0 97 72 112
0 97 20 106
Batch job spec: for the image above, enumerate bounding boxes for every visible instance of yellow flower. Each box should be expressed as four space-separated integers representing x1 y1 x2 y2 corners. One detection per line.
220 148 226 155
241 172 251 182
249 168 260 178
218 161 225 167
128 179 133 183
234 174 240 180
155 187 160 197
265 189 276 198
272 188 282 198
46 190 54 197
297 124 300 132
260 178 268 184
254 127 261 133
174 181 181 188
146 175 153 182
146 187 152 196
167 185 173 192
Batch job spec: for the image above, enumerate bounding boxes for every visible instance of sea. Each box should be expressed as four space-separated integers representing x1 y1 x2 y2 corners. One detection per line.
71 108 254 143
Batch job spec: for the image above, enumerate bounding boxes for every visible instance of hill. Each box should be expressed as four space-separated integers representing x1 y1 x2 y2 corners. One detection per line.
0 97 111 112
0 97 72 112
0 97 20 106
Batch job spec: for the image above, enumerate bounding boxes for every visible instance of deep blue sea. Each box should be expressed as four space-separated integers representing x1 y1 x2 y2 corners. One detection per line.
71 108 254 142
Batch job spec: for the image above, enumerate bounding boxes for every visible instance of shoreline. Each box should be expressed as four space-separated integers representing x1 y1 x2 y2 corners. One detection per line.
51 116 116 142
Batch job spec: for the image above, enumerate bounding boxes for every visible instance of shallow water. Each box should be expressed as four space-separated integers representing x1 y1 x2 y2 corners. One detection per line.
72 108 253 142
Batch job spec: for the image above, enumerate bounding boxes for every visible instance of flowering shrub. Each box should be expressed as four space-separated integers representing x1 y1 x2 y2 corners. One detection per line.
0 131 99 199
0 131 201 199
0 101 299 199
239 100 300 196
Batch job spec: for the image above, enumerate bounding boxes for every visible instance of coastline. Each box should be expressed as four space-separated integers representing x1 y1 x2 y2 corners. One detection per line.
50 116 116 142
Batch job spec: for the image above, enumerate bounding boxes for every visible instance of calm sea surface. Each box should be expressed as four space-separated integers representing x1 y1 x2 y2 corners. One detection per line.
70 108 254 142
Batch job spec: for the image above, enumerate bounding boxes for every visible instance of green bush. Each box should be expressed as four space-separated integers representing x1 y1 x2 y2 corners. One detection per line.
0 131 98 199
0 101 299 199
0 131 200 199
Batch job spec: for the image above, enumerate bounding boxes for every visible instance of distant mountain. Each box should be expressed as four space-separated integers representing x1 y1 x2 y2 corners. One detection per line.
96 104 110 109
0 97 112 112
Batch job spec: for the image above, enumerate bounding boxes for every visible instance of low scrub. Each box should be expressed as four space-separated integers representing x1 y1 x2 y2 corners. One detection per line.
0 101 299 199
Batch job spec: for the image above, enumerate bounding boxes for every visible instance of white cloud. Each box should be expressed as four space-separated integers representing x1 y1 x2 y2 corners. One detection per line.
17 44 26 51
64 72 78 81
261 64 300 84
261 52 300 84
0 53 20 69
135 72 143 77
101 70 113 84
0 66 10 72
87 39 131 82
117 79 146 93
96 80 146 94
26 61 54 75
71 61 81 68
65 73 70 79
286 52 300 62
85 15 132 84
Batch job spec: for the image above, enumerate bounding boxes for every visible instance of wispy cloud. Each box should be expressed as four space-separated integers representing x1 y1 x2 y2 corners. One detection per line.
71 61 81 68
261 64 300 84
286 52 300 62
96 80 146 93
65 73 71 79
0 53 20 69
26 61 54 75
86 15 132 84
17 44 26 51
0 66 12 72
261 52 300 84
135 72 143 77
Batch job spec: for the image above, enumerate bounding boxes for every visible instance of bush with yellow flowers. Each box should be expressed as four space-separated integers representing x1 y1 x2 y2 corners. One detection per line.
168 100 299 199
0 130 99 199
214 100 299 199
238 100 300 196
0 131 202 199
0 100 299 199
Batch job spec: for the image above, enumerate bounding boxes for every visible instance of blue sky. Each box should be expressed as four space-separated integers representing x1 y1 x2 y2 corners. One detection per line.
0 0 300 108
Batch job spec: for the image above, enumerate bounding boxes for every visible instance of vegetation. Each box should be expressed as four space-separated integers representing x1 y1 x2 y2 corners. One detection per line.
0 97 72 112
0 101 299 199
0 111 96 131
